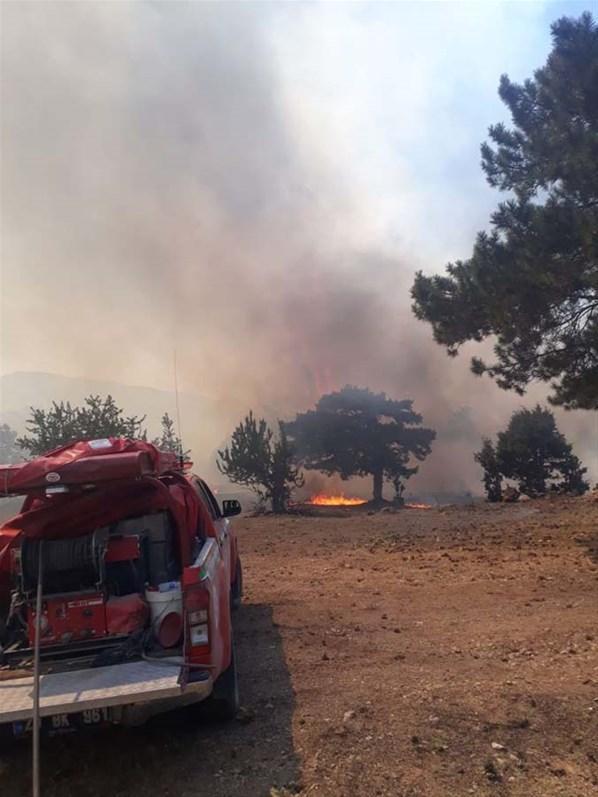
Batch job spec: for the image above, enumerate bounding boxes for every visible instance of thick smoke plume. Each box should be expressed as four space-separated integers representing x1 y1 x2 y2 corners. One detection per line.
2 2 596 493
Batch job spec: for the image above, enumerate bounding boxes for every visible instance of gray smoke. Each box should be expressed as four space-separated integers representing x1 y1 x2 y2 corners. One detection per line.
2 2 596 494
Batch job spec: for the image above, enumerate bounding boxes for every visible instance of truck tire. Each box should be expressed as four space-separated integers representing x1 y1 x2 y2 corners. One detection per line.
231 557 243 611
205 637 239 721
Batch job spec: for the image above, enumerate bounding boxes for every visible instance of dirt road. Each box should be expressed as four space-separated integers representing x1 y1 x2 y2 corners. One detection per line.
2 497 597 796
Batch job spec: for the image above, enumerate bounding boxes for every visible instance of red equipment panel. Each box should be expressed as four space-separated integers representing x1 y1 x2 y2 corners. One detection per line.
28 592 107 646
105 535 141 563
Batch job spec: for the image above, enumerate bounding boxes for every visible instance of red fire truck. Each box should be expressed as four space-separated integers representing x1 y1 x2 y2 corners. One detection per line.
0 438 243 737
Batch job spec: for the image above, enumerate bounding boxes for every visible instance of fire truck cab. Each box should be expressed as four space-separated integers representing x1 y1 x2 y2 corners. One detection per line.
0 438 243 737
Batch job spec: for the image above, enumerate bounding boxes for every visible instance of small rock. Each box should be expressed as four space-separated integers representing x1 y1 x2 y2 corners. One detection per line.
491 742 506 751
236 706 256 724
484 761 502 782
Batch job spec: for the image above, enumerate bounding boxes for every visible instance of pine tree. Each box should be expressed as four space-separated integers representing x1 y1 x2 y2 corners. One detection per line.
217 412 303 513
474 439 503 502
412 14 598 409
286 386 435 503
476 406 589 499
16 395 147 456
0 424 24 464
152 413 190 460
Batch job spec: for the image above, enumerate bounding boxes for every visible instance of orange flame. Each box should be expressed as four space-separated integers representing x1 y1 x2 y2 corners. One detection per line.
310 493 367 506
405 502 433 509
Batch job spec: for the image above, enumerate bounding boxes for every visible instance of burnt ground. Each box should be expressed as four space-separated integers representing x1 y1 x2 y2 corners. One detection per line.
1 496 597 796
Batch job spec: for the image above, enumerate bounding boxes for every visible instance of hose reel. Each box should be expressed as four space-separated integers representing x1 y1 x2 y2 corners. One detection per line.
21 532 107 594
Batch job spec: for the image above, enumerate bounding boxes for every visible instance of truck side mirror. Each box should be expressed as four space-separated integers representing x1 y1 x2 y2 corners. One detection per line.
221 499 242 518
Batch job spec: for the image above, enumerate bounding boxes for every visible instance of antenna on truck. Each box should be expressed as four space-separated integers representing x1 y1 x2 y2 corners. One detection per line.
173 349 185 468
32 542 44 797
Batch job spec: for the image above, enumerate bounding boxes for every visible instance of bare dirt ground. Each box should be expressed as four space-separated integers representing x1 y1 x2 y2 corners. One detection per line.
1 496 597 796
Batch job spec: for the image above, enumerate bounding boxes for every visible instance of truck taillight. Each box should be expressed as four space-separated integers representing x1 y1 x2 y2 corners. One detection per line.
185 587 210 651
189 622 209 646
188 609 208 625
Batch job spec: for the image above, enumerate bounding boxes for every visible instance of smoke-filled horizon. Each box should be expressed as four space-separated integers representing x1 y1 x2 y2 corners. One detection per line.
2 1 596 492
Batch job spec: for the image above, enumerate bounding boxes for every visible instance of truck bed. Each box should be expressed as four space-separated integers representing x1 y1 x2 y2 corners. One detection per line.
0 660 212 723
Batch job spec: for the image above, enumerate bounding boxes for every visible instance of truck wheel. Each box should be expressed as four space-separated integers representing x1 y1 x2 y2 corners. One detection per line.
206 637 239 721
231 558 243 611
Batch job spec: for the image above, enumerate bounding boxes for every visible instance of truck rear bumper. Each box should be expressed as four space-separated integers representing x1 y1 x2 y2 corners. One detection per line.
0 660 213 724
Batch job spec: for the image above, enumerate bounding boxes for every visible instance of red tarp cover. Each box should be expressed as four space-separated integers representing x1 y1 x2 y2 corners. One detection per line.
0 439 206 607
0 438 179 495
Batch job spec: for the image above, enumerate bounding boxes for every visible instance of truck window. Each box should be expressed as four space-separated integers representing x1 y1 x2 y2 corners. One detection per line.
193 479 221 520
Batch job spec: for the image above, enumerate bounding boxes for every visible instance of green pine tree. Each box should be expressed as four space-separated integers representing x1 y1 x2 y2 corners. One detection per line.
152 413 190 460
0 424 24 464
476 406 589 498
17 395 147 456
285 386 435 504
217 412 303 513
474 439 503 502
412 13 598 409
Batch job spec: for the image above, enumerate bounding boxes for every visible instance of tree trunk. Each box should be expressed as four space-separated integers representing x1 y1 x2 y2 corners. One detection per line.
372 469 383 503
271 480 287 514
272 495 285 513
393 480 405 507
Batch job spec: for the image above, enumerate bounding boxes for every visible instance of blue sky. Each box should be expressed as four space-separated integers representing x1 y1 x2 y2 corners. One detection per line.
265 1 592 265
